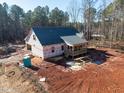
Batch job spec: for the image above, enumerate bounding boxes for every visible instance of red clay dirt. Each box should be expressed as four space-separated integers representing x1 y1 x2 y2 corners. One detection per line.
37 48 124 93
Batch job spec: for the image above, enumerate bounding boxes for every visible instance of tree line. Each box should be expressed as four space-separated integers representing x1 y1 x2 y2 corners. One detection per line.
0 0 124 45
0 3 69 44
68 0 124 43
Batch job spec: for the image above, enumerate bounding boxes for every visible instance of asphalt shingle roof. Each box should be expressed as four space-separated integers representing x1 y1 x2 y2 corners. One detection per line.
32 27 79 45
61 35 87 46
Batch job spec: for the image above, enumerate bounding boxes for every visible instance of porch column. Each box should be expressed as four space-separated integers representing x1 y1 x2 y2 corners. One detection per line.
72 46 74 58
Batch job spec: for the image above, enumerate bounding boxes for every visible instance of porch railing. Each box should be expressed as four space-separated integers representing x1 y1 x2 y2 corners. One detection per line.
65 49 87 56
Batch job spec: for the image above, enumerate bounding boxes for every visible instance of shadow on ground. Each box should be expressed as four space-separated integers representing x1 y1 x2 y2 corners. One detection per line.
29 66 40 71
45 48 115 67
87 48 114 65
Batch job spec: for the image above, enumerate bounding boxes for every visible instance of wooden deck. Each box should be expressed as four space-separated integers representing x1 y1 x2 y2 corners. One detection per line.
65 48 87 57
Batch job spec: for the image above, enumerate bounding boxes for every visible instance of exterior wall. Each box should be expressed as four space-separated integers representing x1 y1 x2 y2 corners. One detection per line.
25 29 88 59
32 45 43 58
43 43 64 59
25 30 44 58
25 29 64 59
64 42 88 58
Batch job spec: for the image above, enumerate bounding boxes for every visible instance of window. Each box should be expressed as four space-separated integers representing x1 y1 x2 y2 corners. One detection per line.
79 45 82 50
74 47 77 51
51 47 55 53
70 46 72 50
33 35 36 40
61 45 64 50
68 46 69 49
27 44 32 51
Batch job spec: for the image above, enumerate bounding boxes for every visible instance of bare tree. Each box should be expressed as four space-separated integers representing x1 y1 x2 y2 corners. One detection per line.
67 0 81 28
82 0 97 40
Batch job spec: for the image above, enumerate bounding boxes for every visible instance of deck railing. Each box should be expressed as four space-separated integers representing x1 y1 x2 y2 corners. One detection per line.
65 48 87 56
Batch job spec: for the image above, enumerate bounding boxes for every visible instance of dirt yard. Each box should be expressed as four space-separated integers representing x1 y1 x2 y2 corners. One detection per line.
0 45 47 93
0 63 47 93
0 45 30 64
37 48 124 93
0 47 124 93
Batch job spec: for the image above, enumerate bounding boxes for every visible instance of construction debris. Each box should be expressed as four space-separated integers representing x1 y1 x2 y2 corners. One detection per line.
69 63 82 71
1 46 124 93
39 77 46 82
37 48 124 93
0 64 41 93
6 71 15 77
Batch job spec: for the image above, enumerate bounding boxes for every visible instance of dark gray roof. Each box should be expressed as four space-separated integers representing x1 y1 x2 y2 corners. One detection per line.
32 27 79 45
61 35 87 46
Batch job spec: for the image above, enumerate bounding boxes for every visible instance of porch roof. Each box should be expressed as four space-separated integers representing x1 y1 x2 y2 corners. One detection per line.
61 35 87 46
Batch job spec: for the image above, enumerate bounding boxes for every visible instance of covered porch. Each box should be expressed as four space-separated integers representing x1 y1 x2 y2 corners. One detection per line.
61 35 88 58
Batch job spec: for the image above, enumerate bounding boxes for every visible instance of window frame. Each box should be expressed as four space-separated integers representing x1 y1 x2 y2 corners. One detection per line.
33 35 36 40
51 47 55 53
61 45 64 50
